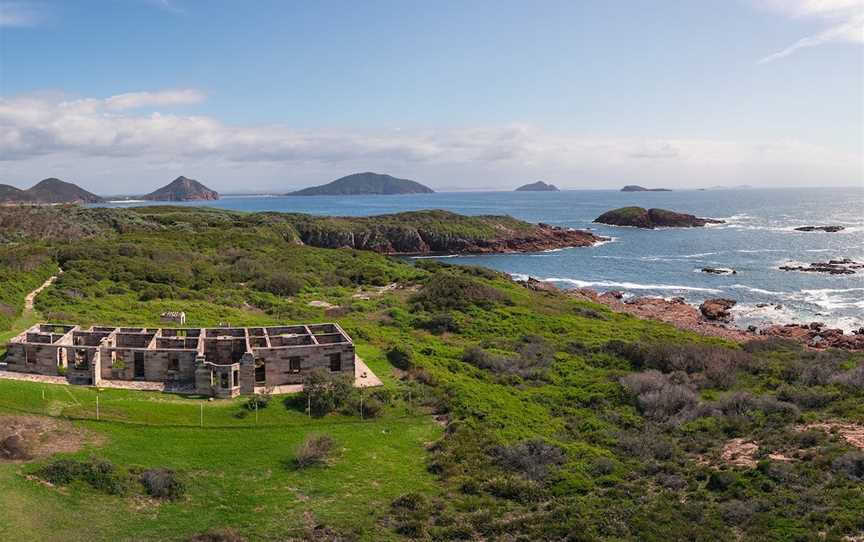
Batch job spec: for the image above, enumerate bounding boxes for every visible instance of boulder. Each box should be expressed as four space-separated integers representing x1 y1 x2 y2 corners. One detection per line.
794 225 845 232
699 298 737 322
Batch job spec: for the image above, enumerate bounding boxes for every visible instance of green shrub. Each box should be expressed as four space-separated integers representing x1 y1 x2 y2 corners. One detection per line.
140 468 185 500
37 458 129 495
302 368 354 417
386 345 414 370
294 434 335 469
412 272 509 311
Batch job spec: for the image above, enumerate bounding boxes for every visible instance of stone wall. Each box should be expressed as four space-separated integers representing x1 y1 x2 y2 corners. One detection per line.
254 343 355 386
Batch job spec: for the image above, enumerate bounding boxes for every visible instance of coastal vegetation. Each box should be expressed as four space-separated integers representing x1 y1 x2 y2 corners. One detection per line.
0 206 863 540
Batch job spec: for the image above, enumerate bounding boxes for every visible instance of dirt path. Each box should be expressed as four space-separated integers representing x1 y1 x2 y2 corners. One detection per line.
24 270 61 312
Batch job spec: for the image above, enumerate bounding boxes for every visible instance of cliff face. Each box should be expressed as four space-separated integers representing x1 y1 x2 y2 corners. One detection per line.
291 218 604 254
594 207 723 228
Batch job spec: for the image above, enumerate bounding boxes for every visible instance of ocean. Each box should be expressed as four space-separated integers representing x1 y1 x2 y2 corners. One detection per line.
97 186 864 331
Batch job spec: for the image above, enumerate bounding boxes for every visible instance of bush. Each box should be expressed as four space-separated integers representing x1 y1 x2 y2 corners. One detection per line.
253 272 304 296
493 439 566 481
245 389 272 410
707 470 738 492
188 529 247 542
37 458 129 495
140 468 185 500
483 475 545 502
294 434 335 469
416 313 460 334
412 272 509 312
386 346 414 370
0 434 30 460
302 368 354 416
830 365 864 389
462 341 555 380
833 452 864 481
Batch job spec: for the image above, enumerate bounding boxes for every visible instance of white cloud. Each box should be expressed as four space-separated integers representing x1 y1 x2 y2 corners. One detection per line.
756 0 864 62
104 90 206 110
0 90 860 191
0 2 44 27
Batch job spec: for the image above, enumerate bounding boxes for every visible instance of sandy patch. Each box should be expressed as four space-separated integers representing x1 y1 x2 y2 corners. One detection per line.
0 414 102 461
720 438 759 468
800 422 864 450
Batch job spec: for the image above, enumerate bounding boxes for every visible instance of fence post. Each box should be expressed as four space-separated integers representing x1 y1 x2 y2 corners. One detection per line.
200 403 203 428
96 394 99 421
360 387 364 420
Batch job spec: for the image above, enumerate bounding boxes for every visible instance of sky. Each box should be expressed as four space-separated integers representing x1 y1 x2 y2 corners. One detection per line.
0 0 862 194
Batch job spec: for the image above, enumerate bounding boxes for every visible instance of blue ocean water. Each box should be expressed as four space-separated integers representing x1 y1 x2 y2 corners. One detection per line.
98 187 864 331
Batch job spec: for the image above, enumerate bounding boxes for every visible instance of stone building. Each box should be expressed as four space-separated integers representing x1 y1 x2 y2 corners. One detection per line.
4 322 355 398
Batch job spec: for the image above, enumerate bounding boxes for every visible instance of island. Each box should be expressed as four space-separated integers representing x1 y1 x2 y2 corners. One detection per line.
0 178 105 204
515 181 559 192
594 206 724 228
143 176 219 201
620 185 672 192
287 172 434 196
794 225 845 233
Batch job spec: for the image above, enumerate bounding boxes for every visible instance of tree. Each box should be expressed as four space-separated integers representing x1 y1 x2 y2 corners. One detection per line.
303 368 353 416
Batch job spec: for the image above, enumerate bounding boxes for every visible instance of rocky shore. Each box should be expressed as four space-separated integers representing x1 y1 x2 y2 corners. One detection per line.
292 213 608 255
779 258 862 275
523 280 864 350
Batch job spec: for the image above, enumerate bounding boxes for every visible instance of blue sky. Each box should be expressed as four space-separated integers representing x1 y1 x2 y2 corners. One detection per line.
1 0 862 193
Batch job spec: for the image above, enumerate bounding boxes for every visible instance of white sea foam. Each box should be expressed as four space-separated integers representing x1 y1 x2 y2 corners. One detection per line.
729 284 785 296
542 277 722 293
409 254 461 259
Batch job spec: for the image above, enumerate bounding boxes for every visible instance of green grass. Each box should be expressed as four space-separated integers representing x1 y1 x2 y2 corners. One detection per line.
0 380 441 542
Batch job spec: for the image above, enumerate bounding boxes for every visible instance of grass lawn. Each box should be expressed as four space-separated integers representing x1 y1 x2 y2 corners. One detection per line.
0 380 442 542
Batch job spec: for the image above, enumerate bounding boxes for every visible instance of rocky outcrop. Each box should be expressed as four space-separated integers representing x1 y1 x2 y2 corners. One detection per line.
761 323 864 350
779 259 862 275
701 267 736 275
699 298 737 322
794 225 845 232
594 207 724 229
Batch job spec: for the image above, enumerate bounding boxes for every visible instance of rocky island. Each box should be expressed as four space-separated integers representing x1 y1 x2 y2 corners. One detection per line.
287 172 434 196
594 206 724 228
515 181 559 192
794 225 845 233
0 178 105 205
779 258 862 275
620 185 672 192
143 176 219 201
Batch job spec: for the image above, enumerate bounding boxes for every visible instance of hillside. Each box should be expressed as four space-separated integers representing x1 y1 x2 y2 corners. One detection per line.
515 181 559 192
1 206 863 540
0 185 35 204
0 178 104 204
287 172 435 196
0 206 605 253
142 176 219 201
595 206 724 228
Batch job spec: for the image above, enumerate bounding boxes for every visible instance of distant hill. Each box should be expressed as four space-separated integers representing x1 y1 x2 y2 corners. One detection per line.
515 181 559 192
287 172 434 196
0 178 105 204
0 185 36 204
621 185 672 192
143 176 219 201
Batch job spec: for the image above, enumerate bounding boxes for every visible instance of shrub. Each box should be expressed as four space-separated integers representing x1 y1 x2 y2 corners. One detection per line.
743 337 802 353
0 434 30 460
830 365 864 389
361 395 383 418
483 475 545 502
188 529 247 542
707 470 738 492
493 439 566 481
412 272 509 312
37 458 129 495
245 389 271 410
462 341 555 380
416 313 460 334
302 368 354 416
140 468 185 500
294 434 335 469
253 272 304 296
386 346 414 370
621 371 698 422
832 452 864 481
